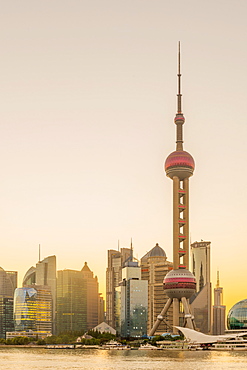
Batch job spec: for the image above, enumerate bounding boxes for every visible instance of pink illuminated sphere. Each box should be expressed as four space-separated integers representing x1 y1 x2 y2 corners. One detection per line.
165 150 195 180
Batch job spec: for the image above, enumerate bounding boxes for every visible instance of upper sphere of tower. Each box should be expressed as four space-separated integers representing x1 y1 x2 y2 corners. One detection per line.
174 114 185 124
165 150 195 180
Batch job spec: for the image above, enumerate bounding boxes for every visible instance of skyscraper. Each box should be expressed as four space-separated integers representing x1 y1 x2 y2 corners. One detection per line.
14 285 52 337
190 241 211 333
57 262 100 334
115 259 148 338
0 268 17 298
141 243 173 334
81 262 100 330
57 269 87 333
106 247 132 328
212 271 225 335
23 255 56 334
0 267 17 338
149 44 196 335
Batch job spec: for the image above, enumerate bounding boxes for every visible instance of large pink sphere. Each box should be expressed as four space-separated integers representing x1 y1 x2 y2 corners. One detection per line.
163 269 196 299
165 150 195 180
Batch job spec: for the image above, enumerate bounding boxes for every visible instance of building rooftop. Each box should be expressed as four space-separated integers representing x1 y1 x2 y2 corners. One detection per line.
81 262 91 272
141 243 166 261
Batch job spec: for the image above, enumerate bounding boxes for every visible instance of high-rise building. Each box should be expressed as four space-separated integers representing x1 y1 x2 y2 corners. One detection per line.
0 268 17 298
106 247 132 328
23 255 56 334
0 297 14 338
115 260 148 338
141 243 173 334
212 271 225 335
190 241 212 333
81 262 99 330
98 293 105 324
0 267 17 338
14 285 52 337
57 269 86 333
149 44 196 335
57 262 100 334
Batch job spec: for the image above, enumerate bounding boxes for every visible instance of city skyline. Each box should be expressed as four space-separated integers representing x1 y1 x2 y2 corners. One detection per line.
1 1 247 314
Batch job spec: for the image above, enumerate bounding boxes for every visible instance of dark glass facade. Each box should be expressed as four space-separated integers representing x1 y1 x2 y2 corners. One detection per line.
0 267 17 338
57 270 87 333
0 298 14 338
57 264 99 334
227 299 247 329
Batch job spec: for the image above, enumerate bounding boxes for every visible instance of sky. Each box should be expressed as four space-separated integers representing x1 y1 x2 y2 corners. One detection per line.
0 0 247 315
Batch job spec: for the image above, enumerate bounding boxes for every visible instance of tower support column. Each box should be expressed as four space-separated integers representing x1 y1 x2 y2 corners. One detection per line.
183 178 189 269
173 176 180 270
181 297 195 329
173 298 180 333
148 298 172 336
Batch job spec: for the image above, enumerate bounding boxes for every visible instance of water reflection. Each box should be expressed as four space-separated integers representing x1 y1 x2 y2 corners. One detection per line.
1 348 247 370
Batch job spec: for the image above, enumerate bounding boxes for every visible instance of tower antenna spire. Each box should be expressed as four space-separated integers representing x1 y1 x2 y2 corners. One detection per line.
174 41 185 150
216 270 220 288
177 41 182 114
130 238 133 262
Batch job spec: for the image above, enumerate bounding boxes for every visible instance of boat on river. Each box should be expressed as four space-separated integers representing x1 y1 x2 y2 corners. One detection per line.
46 344 75 349
138 343 159 350
101 340 130 350
157 340 201 351
211 338 247 351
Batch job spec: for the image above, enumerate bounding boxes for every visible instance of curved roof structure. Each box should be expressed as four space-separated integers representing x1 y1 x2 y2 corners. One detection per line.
227 299 247 329
175 326 246 344
141 243 166 261
23 266 36 286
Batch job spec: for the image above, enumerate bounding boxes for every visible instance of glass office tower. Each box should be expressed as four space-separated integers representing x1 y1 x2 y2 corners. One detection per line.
57 269 87 333
14 285 52 336
57 263 100 334
23 255 56 334
115 261 148 338
0 267 17 338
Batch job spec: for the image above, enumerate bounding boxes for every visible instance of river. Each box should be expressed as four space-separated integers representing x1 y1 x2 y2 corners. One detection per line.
0 348 247 369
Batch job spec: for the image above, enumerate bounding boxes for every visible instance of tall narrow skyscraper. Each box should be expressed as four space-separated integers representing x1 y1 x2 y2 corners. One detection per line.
149 44 196 335
57 262 100 334
190 241 211 333
23 255 56 334
115 256 148 338
0 268 17 338
212 271 225 335
106 247 132 328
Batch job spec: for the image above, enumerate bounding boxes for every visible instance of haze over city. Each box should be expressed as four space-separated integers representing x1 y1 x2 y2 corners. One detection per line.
1 0 246 314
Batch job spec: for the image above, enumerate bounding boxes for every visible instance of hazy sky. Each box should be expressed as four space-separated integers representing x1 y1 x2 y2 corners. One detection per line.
1 0 247 314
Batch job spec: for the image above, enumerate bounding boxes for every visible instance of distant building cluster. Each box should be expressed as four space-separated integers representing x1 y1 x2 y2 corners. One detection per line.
2 239 246 339
0 256 105 339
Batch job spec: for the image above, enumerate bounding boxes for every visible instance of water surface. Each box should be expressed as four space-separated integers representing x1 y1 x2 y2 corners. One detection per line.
0 348 247 370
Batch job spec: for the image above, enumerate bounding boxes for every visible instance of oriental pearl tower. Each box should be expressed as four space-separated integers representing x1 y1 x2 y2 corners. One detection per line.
149 44 196 336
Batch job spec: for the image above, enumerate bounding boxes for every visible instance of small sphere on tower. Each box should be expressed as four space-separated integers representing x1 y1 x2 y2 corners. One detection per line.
163 269 196 299
174 114 185 124
165 150 195 180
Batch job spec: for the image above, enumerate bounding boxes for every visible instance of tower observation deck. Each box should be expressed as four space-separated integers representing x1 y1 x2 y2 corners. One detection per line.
149 44 196 336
